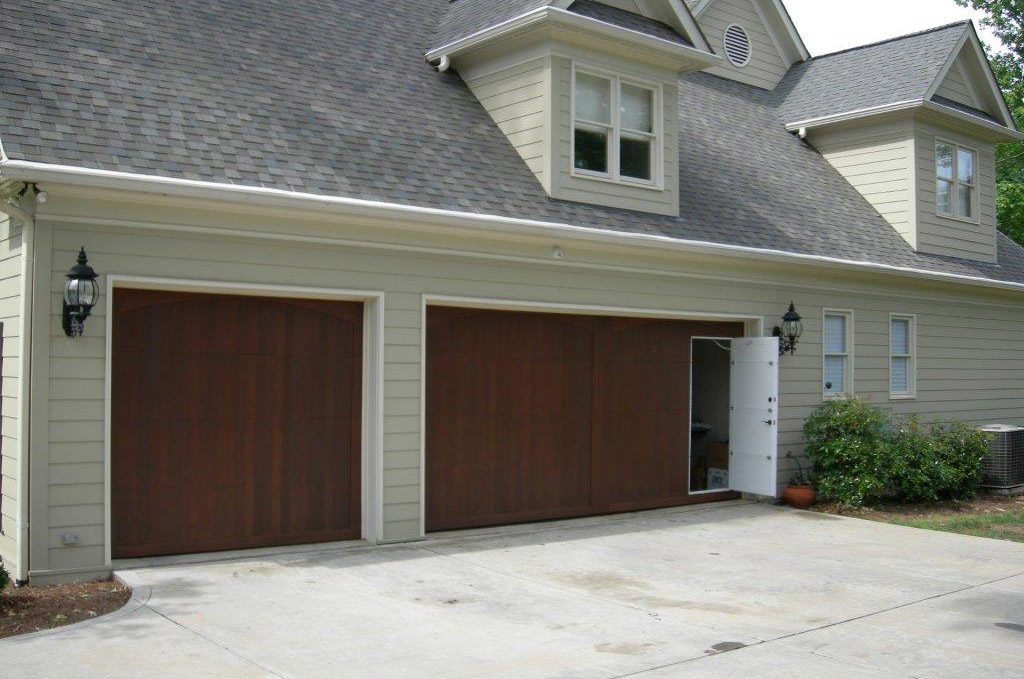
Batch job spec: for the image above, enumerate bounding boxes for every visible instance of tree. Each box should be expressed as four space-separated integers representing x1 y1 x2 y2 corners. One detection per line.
955 1 1024 243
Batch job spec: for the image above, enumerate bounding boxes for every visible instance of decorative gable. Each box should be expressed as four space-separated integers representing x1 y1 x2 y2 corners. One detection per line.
927 29 1016 128
689 0 808 90
934 49 983 110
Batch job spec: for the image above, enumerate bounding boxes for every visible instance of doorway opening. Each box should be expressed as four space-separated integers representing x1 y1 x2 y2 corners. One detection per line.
690 338 732 494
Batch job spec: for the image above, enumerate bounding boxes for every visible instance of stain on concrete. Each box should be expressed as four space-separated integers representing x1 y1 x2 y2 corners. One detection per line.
790 511 841 521
232 563 280 577
556 571 651 594
996 622 1024 633
706 641 747 654
637 596 743 614
595 642 658 656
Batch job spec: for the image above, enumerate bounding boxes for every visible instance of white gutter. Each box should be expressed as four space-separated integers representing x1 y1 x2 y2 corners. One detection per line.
0 190 33 584
2 159 1024 294
786 98 1024 141
425 6 721 68
785 100 924 131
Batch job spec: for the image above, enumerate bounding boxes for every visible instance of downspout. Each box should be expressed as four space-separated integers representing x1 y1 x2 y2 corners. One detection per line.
0 185 34 585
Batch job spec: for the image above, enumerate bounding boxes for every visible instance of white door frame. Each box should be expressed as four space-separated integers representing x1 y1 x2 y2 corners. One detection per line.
420 293 763 537
104 275 385 566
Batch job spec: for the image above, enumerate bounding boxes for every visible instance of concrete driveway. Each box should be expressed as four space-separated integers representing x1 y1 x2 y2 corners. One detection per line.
2 501 1023 678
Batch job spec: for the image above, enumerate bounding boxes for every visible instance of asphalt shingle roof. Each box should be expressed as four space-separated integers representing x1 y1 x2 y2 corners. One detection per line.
567 0 691 46
776 22 969 124
2 1 1024 286
431 0 552 51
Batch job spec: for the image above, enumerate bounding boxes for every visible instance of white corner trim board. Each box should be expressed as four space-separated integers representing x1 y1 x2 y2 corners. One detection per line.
3 159 1024 294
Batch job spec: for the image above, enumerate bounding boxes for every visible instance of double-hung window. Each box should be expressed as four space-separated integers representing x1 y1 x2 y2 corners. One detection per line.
936 141 978 221
573 69 658 185
823 311 853 397
890 315 916 398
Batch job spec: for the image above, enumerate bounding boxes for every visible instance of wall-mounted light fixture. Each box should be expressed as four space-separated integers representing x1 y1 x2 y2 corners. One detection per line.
772 302 803 356
62 247 99 338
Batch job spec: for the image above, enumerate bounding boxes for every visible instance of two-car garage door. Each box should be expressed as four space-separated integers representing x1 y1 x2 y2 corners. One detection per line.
426 306 744 531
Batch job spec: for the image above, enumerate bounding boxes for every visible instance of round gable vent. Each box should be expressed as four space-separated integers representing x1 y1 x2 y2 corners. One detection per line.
724 24 751 67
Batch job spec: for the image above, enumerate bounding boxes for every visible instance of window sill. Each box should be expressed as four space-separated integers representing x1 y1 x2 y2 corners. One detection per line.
936 212 982 226
570 169 664 192
889 394 917 401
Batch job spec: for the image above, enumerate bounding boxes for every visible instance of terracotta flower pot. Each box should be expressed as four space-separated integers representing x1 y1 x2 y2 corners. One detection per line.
782 484 815 509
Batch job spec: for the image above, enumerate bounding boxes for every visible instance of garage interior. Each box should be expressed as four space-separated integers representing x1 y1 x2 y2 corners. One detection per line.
689 338 732 493
425 306 744 532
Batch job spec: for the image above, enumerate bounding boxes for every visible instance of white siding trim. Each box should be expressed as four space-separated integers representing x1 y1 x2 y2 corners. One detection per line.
103 275 386 566
6 160 1024 293
16 218 32 582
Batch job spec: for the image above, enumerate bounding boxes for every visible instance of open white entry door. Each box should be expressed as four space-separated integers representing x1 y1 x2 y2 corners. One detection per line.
729 337 780 497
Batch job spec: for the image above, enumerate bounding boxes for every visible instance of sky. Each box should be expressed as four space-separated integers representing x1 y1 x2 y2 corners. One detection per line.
783 0 999 56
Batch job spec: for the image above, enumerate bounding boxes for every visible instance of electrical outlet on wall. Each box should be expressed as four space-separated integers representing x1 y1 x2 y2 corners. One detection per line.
60 532 81 546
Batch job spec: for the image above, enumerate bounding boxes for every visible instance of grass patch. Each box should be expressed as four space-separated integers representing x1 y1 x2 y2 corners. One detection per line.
889 510 1024 542
815 494 1024 543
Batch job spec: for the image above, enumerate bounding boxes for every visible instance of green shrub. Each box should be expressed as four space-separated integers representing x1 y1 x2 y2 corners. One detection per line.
802 398 989 507
0 561 9 594
803 397 890 506
928 421 988 500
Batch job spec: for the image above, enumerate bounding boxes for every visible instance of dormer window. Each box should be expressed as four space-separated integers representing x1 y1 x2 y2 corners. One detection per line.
936 140 978 222
572 66 660 186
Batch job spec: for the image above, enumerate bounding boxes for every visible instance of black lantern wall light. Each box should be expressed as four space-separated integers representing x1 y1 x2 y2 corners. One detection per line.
772 302 803 356
63 247 99 338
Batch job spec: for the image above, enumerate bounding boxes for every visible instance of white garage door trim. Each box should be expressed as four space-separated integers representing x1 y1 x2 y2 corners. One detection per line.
104 275 385 567
419 293 764 538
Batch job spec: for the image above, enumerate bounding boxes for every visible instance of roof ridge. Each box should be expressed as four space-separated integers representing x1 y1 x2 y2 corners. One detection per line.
809 20 971 61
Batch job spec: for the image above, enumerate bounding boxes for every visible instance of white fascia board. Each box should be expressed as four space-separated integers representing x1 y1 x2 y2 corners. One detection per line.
786 98 1023 141
768 0 810 61
3 158 1024 294
921 100 1024 140
785 100 925 130
425 6 720 68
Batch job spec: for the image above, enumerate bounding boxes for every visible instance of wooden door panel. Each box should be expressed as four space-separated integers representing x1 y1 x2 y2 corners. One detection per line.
426 308 594 530
112 289 362 558
426 307 745 531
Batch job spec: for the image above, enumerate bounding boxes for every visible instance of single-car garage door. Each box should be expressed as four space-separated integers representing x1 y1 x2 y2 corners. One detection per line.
426 306 744 531
112 289 363 558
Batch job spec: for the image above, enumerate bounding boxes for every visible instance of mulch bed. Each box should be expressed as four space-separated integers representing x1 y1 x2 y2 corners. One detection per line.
0 579 131 639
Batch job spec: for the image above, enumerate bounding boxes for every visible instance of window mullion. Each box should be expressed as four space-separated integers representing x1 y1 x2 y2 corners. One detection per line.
611 76 620 181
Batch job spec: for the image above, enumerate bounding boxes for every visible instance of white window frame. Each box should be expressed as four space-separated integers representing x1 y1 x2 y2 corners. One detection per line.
889 314 917 400
822 309 854 399
935 139 980 224
570 62 663 190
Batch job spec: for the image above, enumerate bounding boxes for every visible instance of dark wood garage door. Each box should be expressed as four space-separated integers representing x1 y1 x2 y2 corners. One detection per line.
112 289 362 558
426 306 743 531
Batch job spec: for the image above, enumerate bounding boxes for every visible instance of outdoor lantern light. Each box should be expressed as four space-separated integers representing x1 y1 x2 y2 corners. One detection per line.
772 301 803 356
63 247 99 338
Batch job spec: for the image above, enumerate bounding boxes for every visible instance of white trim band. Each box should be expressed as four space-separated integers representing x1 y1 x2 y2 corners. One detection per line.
3 159 1024 294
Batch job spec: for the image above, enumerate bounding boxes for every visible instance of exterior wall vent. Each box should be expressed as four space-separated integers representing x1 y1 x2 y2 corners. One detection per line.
724 24 751 68
980 424 1024 494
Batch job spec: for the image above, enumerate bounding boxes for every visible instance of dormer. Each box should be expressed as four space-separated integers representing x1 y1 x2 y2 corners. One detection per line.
687 0 809 90
426 0 719 216
779 23 1021 264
